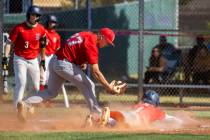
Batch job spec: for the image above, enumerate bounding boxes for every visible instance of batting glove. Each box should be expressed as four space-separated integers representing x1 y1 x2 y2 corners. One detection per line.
40 60 46 71
2 57 9 70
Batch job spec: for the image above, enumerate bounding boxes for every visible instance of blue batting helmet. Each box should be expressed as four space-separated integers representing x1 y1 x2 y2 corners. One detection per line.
26 5 42 22
47 15 58 23
46 15 58 28
142 90 160 106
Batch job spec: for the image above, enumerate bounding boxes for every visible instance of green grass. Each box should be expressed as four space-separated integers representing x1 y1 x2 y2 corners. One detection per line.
0 132 209 140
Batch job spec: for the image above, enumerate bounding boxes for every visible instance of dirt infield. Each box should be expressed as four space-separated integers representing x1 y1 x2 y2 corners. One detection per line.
1 103 210 134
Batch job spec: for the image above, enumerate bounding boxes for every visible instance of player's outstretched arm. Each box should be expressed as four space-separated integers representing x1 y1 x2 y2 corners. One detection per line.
90 64 127 95
90 63 113 93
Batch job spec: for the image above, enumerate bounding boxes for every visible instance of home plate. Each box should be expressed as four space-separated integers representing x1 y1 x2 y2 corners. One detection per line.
25 96 43 104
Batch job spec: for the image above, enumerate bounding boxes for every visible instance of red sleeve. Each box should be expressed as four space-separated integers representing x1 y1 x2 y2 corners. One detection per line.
9 25 20 43
84 38 98 64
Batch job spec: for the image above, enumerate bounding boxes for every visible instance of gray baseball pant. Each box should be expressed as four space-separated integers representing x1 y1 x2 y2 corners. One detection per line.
37 56 101 113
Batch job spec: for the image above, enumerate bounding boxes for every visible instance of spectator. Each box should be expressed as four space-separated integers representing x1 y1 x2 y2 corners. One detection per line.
154 35 176 60
144 47 166 83
192 47 210 84
188 35 207 71
186 35 207 83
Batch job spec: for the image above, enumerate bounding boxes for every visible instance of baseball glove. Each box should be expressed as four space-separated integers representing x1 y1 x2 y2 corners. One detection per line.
110 80 127 95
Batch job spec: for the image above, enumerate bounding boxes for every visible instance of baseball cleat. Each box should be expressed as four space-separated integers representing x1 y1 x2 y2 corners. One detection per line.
17 101 27 123
99 107 110 126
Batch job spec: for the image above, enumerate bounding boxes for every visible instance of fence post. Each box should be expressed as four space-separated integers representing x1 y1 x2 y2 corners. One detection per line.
0 0 3 101
138 0 144 101
86 0 92 78
86 0 100 102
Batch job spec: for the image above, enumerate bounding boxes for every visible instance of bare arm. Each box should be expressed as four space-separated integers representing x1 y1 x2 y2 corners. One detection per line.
90 64 113 93
158 57 166 72
149 57 166 72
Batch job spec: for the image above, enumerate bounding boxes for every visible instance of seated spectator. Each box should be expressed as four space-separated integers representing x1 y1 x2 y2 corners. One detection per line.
188 35 207 71
155 35 177 60
144 47 166 83
192 47 210 84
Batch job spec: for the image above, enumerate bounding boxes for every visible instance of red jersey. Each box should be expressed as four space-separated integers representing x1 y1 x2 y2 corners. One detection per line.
56 32 98 65
110 103 165 127
134 103 165 123
9 22 46 59
45 29 60 56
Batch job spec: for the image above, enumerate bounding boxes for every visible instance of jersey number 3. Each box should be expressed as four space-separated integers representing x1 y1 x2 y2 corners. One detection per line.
24 41 29 48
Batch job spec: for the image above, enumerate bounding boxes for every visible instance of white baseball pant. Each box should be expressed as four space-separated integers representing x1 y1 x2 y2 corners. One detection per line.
40 54 53 85
36 56 101 113
13 54 40 108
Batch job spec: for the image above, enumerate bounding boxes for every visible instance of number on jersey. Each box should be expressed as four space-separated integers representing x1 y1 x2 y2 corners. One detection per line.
67 33 83 47
25 41 29 48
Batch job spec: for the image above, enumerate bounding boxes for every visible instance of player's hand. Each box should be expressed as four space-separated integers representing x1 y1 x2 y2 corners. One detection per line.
80 64 87 70
40 60 46 71
109 80 127 95
2 57 9 70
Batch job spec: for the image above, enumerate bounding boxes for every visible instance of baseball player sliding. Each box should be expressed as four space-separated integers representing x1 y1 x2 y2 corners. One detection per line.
2 6 46 122
17 27 127 122
85 90 183 128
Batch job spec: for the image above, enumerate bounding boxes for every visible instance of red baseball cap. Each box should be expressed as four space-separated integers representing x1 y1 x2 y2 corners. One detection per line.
99 28 115 46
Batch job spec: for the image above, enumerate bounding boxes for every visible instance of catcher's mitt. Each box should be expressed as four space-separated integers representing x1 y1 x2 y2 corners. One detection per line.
110 80 127 95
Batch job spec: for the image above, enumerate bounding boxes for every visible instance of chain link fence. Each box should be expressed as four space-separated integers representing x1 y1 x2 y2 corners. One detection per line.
1 0 210 106
143 0 210 106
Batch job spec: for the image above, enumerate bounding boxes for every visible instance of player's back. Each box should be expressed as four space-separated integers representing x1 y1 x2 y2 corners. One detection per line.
56 31 98 65
134 103 165 123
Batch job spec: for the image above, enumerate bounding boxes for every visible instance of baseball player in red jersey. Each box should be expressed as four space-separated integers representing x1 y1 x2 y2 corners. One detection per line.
2 6 46 122
40 15 61 91
88 90 182 128
21 28 127 121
